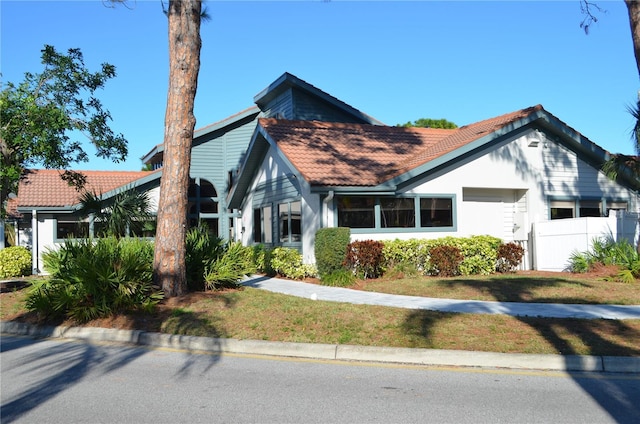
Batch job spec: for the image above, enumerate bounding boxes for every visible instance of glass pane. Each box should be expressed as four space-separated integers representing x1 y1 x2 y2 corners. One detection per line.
200 179 217 197
381 198 415 228
279 203 289 242
200 200 218 213
263 206 272 243
57 221 89 239
202 218 219 237
551 208 574 219
337 197 375 228
550 200 575 220
290 201 302 241
253 209 262 243
420 198 453 227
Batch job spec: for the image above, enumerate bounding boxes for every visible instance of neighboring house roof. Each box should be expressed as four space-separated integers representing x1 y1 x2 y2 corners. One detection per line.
228 104 639 209
8 169 156 216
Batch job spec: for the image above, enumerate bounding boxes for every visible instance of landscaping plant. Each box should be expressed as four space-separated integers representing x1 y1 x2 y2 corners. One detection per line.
0 246 31 278
27 237 161 322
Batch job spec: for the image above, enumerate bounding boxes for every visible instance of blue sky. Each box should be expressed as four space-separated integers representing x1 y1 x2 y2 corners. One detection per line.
1 0 638 171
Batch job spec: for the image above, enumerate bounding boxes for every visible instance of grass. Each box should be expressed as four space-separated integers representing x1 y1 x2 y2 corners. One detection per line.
1 272 639 357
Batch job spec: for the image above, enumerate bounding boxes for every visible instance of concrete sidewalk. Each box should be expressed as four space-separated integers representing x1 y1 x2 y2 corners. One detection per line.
242 275 640 320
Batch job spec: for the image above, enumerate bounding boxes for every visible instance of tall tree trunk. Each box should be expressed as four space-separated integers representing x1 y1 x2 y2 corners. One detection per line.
153 0 202 297
626 0 640 78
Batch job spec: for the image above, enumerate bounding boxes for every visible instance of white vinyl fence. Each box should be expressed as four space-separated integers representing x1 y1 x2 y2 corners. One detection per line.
532 212 640 272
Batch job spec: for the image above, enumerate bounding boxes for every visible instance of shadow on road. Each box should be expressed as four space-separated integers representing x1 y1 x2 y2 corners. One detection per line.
403 277 640 423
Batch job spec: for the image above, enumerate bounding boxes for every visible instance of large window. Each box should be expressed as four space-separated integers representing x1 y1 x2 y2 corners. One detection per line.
337 197 375 228
420 197 453 227
56 220 89 239
279 201 301 243
336 195 455 231
381 198 415 228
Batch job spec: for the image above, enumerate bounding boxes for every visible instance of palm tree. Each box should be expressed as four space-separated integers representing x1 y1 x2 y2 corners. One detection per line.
79 187 153 238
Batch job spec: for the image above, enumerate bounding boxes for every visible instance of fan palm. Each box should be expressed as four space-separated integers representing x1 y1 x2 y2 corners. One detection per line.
79 186 153 238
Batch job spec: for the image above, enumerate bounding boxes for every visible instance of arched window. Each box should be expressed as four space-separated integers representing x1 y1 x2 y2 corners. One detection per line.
188 177 219 236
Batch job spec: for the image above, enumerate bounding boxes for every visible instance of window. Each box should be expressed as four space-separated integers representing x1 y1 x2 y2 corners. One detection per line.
279 201 301 243
336 195 455 231
606 201 628 216
337 196 375 228
57 220 89 239
550 200 575 220
381 198 415 228
579 200 601 218
551 199 628 219
253 205 273 244
188 177 219 236
420 197 453 227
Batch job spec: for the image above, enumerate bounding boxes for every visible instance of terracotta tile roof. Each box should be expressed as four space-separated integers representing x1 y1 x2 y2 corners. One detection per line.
8 169 153 214
259 105 543 187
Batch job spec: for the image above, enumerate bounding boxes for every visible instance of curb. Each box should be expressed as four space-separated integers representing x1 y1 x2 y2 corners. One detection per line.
2 321 638 373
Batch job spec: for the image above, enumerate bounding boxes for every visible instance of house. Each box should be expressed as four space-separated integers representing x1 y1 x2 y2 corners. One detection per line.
228 105 640 271
7 72 640 273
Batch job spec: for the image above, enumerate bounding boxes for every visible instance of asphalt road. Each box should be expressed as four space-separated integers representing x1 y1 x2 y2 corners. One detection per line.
1 335 639 424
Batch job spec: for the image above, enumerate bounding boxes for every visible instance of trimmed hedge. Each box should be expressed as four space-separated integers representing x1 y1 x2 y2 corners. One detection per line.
315 227 351 277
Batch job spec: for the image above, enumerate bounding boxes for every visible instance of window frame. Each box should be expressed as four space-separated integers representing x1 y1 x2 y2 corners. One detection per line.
335 194 456 233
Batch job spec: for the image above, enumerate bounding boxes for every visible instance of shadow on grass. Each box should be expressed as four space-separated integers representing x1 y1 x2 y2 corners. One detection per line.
403 277 640 422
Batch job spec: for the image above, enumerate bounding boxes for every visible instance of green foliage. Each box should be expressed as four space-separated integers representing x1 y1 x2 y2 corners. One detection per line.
383 235 501 276
496 242 525 273
78 187 153 238
382 239 430 273
27 237 161 322
345 240 385 279
568 236 639 282
185 223 225 291
428 245 463 277
270 247 317 280
397 118 458 129
314 227 351 277
250 244 274 275
0 45 127 216
204 242 256 290
0 246 31 278
319 269 356 287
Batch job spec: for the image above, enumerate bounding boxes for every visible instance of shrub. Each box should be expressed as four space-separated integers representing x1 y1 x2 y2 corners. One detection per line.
250 244 274 275
270 247 317 280
345 240 385 279
0 246 31 278
382 239 430 273
496 242 525 273
205 241 256 290
382 236 501 277
320 269 356 287
568 236 639 282
28 237 161 322
186 224 225 291
315 227 351 277
428 245 463 277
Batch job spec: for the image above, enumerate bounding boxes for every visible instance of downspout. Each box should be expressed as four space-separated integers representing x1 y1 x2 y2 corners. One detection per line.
31 210 38 275
323 190 334 228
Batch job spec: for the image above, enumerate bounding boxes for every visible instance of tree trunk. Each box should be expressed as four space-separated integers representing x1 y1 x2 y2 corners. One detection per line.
626 0 640 78
153 0 202 297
